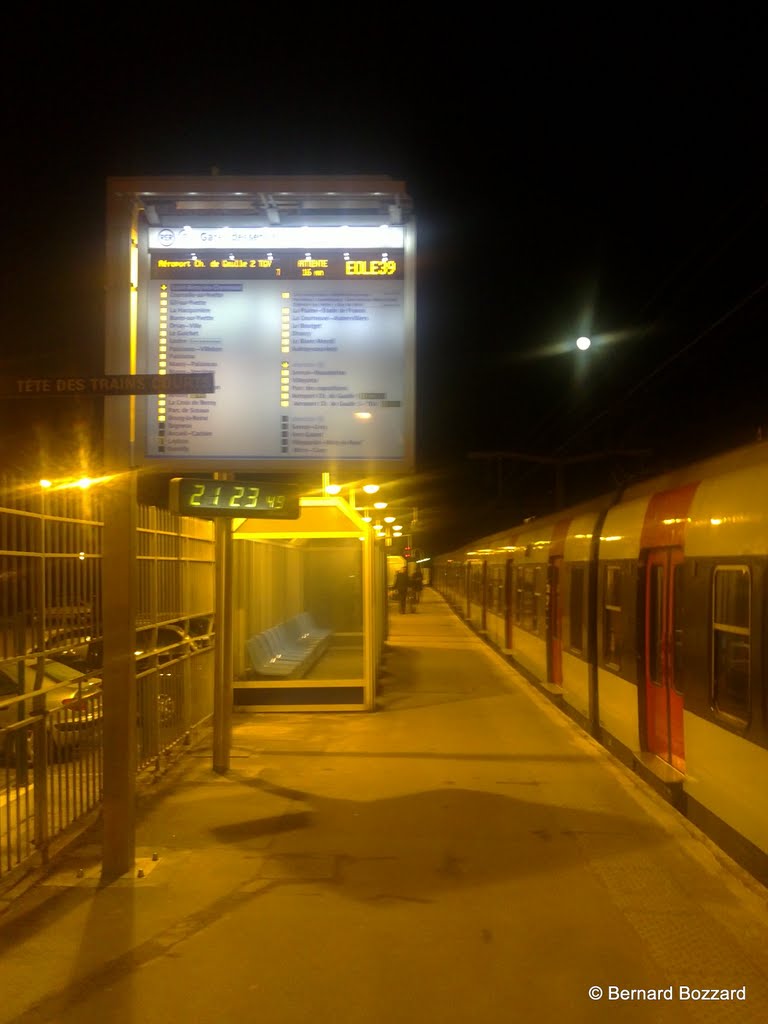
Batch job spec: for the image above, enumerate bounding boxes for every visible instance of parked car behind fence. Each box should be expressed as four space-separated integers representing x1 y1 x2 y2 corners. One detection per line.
0 657 102 763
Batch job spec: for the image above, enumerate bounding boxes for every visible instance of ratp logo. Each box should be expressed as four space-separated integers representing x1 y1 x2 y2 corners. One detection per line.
158 229 175 246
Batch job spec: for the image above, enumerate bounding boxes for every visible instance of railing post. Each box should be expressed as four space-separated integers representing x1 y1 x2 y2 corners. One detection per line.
32 716 49 864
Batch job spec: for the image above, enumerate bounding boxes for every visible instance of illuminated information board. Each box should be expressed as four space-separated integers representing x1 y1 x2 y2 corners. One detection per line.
137 224 412 469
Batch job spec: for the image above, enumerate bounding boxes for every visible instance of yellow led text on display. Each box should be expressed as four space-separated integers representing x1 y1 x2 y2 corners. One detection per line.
150 252 401 280
297 258 329 278
344 259 397 276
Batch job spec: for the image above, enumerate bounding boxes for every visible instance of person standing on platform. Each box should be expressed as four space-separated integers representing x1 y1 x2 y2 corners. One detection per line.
409 566 423 608
394 567 409 614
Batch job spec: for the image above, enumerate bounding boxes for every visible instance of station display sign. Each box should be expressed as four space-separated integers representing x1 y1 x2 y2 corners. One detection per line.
120 210 415 473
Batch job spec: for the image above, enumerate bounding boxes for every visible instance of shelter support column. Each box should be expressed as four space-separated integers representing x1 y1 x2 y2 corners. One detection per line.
213 474 234 773
101 469 138 881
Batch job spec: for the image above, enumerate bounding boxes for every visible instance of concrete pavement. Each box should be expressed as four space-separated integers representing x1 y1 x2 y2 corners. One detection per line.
1 588 767 1023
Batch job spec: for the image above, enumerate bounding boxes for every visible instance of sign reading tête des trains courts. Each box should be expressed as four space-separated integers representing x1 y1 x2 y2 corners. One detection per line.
2 373 215 396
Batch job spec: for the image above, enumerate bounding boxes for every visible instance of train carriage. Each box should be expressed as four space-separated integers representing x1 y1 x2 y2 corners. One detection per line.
432 438 768 884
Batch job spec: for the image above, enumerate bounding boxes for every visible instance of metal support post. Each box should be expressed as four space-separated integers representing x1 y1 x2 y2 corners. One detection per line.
101 468 138 882
212 473 233 774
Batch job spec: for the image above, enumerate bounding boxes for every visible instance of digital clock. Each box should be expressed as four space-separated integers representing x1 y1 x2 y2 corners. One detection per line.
169 478 301 518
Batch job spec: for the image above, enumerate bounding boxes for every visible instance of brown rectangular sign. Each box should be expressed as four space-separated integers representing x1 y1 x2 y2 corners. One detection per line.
3 373 215 396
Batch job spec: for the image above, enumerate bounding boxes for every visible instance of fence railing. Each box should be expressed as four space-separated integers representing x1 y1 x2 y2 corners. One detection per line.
0 475 215 885
1 675 103 878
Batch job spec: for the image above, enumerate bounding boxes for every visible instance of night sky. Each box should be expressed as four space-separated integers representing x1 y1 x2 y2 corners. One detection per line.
2 19 767 553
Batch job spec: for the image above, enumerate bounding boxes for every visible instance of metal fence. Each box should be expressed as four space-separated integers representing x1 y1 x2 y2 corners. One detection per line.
0 475 215 884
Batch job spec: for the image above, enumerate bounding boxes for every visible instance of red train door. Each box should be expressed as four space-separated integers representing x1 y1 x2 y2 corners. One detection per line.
644 548 685 771
549 556 563 685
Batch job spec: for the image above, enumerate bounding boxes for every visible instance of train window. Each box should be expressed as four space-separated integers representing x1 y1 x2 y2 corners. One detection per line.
534 566 544 634
569 566 585 653
520 566 536 631
672 563 684 694
488 563 504 614
603 565 622 669
648 564 663 685
550 561 560 643
470 564 484 605
711 565 750 722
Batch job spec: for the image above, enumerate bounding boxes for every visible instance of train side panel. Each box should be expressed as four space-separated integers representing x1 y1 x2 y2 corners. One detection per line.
432 440 768 883
483 551 508 652
678 465 768 858
505 521 552 683
594 497 648 752
684 713 768 858
559 511 604 719
466 559 486 634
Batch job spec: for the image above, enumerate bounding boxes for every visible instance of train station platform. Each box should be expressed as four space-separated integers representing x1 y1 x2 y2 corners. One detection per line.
2 588 768 1023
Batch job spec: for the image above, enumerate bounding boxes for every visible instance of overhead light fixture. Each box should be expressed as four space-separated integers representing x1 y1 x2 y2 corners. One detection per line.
177 200 255 210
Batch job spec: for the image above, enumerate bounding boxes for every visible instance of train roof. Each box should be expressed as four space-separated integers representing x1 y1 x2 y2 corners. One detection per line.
435 437 768 561
619 436 768 500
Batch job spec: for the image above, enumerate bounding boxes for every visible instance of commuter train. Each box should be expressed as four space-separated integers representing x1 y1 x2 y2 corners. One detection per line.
431 439 768 885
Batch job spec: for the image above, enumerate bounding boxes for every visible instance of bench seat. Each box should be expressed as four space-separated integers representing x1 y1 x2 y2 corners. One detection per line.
245 613 332 679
